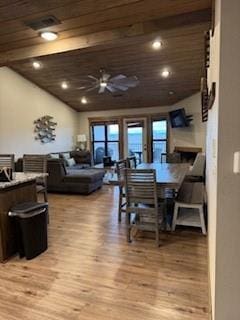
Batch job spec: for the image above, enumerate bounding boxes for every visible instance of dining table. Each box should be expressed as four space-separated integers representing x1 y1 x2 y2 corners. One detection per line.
109 162 189 196
137 162 189 194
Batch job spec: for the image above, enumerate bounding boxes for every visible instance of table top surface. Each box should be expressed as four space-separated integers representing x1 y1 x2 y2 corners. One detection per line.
0 172 47 189
137 163 189 186
109 162 189 187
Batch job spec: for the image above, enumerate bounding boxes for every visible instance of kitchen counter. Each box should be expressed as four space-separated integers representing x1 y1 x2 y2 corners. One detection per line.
0 172 47 262
0 172 47 189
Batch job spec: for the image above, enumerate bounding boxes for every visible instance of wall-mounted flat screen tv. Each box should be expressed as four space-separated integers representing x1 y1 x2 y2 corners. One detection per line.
169 108 189 128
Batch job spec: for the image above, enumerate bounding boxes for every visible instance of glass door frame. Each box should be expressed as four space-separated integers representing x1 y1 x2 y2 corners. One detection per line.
123 117 148 163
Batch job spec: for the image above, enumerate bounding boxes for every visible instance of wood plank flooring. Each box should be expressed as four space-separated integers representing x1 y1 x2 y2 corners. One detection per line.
0 186 209 320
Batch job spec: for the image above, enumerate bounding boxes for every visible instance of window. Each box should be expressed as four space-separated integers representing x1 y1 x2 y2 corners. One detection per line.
91 123 120 164
151 119 168 162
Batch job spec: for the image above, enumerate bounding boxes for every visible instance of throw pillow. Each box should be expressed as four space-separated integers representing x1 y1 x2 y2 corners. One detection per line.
61 152 71 159
50 153 60 159
66 158 76 167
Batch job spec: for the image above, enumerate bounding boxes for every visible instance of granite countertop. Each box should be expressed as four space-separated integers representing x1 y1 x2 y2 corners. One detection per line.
0 172 48 189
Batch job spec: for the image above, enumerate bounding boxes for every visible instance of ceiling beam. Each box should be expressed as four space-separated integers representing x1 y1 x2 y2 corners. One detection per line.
0 9 211 66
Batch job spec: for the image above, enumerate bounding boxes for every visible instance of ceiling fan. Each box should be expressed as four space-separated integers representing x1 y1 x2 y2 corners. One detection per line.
77 70 139 94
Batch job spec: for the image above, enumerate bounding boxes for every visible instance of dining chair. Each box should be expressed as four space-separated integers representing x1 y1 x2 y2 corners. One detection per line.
0 154 15 170
172 181 207 235
185 153 206 182
23 154 48 202
161 152 181 164
116 159 127 222
126 156 137 169
124 169 161 246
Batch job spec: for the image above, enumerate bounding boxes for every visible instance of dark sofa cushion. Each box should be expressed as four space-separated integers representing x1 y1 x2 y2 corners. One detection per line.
64 169 105 183
70 164 91 170
70 151 92 165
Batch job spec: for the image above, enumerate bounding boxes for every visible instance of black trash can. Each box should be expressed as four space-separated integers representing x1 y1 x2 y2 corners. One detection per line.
9 202 48 260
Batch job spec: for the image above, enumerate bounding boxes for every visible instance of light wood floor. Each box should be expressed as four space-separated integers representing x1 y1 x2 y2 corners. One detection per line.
0 186 209 320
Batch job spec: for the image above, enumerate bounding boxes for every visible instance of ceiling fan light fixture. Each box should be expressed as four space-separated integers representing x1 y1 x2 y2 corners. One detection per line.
152 40 162 50
100 81 107 88
40 31 58 41
32 61 41 69
81 97 88 104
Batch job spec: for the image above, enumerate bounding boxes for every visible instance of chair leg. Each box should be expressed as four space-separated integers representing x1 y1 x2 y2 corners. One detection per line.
172 203 179 231
156 211 160 247
199 206 207 235
118 188 122 222
126 212 131 243
43 189 48 203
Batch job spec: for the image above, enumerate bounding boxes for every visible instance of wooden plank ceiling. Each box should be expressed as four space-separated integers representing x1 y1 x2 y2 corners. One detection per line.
0 0 212 111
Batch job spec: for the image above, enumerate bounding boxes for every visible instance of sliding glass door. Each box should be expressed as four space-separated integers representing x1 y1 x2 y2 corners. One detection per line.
91 123 120 164
151 119 168 162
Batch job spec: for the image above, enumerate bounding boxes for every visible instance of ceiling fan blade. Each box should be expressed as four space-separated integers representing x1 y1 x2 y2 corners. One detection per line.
86 84 100 92
111 83 129 91
110 74 126 82
88 75 98 81
106 85 117 93
111 76 139 88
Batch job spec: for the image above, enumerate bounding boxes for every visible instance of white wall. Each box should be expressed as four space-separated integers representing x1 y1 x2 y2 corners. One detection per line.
207 0 240 319
0 67 78 158
78 92 206 151
206 1 221 317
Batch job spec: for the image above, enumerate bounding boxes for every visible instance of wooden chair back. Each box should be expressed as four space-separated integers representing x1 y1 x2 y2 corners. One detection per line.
116 159 127 184
126 156 137 169
23 154 47 173
23 154 47 184
125 169 158 207
161 152 181 163
0 154 15 170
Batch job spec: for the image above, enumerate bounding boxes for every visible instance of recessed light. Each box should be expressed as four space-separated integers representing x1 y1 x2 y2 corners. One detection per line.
32 61 41 69
81 97 88 104
40 31 58 41
169 90 175 95
152 40 162 50
161 69 170 78
61 81 68 90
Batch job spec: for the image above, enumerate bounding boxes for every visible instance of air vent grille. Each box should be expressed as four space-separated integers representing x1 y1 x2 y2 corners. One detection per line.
24 15 61 30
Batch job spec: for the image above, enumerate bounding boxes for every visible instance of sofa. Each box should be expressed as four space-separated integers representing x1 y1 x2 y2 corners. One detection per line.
16 151 105 195
47 158 104 194
49 150 92 169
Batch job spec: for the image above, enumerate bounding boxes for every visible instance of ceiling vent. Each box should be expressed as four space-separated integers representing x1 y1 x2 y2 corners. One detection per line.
24 15 61 31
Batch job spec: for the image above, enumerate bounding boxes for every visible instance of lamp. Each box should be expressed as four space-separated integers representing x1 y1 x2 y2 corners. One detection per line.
77 134 87 151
